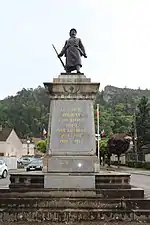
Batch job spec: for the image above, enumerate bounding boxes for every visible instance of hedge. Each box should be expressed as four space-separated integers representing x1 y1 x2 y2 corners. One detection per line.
111 161 150 170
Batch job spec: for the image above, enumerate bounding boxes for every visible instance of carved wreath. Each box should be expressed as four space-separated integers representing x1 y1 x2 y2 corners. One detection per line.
63 85 80 95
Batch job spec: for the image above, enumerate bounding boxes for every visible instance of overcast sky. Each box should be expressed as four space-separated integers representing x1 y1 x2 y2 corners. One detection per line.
0 0 150 99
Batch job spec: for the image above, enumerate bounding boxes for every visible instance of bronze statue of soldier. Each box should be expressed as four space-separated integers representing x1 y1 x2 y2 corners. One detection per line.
58 28 87 73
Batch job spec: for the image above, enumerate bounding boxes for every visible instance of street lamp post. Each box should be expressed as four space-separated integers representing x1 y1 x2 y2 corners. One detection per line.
27 140 30 155
96 104 100 161
133 107 138 162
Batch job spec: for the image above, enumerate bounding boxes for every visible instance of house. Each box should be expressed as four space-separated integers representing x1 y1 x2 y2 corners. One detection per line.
141 144 150 162
21 137 41 156
0 127 23 157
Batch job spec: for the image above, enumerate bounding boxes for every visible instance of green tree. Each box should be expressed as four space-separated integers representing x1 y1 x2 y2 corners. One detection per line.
36 139 47 153
0 87 49 138
136 96 150 153
100 137 109 165
1 84 150 140
112 103 133 134
94 105 114 137
100 137 108 154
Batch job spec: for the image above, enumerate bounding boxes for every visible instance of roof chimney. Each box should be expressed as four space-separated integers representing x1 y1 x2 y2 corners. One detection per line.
0 125 2 132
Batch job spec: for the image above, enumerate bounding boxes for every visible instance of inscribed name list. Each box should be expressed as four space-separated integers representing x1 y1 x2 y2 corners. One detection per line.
50 100 95 153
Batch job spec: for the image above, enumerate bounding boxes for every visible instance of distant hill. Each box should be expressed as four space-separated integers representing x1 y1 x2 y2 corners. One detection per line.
0 86 49 138
0 84 150 138
103 85 150 106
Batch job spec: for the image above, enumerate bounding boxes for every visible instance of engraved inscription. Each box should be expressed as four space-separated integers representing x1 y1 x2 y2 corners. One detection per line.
56 107 87 145
50 100 96 152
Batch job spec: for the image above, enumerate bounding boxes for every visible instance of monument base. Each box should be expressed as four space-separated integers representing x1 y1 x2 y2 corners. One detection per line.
44 173 95 189
9 171 131 190
47 155 98 172
43 155 99 189
6 171 150 222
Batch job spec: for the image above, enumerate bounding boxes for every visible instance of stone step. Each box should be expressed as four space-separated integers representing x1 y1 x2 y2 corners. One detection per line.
9 172 131 190
10 183 131 190
9 184 132 190
1 208 150 222
0 188 144 198
96 188 144 199
95 174 131 189
95 174 130 184
95 184 131 189
0 198 150 210
9 173 44 189
9 183 44 189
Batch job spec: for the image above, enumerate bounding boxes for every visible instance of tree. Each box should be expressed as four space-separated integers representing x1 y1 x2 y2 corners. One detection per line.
36 139 47 153
94 105 114 137
136 96 150 156
0 87 49 138
99 137 108 166
112 103 133 134
107 133 132 167
1 85 150 140
100 138 108 153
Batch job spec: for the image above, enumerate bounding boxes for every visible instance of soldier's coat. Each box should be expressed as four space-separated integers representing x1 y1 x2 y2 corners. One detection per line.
60 37 86 72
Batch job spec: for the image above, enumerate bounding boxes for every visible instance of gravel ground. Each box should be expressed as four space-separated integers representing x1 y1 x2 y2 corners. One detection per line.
0 222 150 225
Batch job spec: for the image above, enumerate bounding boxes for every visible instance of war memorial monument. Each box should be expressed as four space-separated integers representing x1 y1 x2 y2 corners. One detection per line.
0 28 150 223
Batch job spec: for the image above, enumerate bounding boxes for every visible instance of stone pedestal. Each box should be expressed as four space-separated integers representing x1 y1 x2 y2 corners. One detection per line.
43 73 100 188
7 75 150 223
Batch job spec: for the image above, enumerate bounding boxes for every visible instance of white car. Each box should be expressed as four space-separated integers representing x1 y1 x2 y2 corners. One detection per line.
0 160 8 178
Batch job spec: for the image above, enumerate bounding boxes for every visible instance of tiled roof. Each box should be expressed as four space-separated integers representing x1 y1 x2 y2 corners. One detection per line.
0 128 12 141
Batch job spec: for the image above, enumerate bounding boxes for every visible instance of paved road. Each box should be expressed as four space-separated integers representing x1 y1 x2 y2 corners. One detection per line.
130 174 150 198
0 173 150 198
0 175 9 188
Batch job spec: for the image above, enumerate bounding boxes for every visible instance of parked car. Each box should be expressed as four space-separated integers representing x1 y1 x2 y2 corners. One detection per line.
26 159 43 172
0 160 8 178
17 156 34 166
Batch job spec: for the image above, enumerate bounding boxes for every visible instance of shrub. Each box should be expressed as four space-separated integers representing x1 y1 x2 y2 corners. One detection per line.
126 161 136 168
111 160 150 170
134 162 144 168
143 162 150 170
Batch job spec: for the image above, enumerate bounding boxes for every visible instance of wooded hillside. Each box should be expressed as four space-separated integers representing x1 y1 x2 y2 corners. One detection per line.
0 85 150 141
